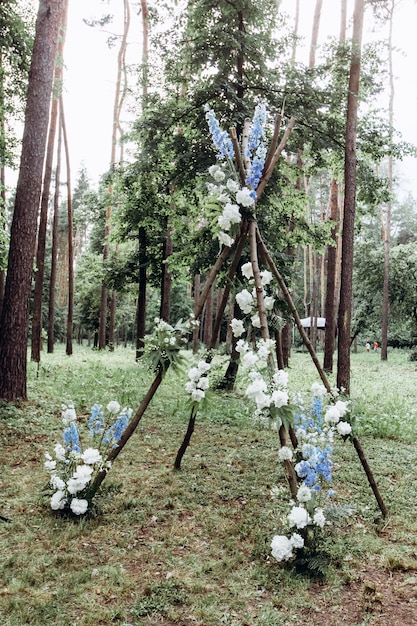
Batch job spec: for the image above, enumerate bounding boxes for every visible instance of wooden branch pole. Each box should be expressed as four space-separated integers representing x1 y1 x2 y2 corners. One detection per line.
194 244 233 320
256 116 296 200
229 127 246 185
256 227 387 518
249 220 298 498
89 368 165 498
262 113 282 175
209 221 249 350
352 436 387 518
174 405 197 470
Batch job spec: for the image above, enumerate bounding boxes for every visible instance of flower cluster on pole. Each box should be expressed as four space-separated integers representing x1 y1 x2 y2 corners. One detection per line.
204 104 267 247
44 402 131 516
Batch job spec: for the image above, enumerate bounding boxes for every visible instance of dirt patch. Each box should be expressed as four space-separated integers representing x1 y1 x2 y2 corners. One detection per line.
301 565 417 625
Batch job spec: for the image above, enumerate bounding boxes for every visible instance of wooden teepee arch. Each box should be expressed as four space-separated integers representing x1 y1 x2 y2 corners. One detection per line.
89 110 386 519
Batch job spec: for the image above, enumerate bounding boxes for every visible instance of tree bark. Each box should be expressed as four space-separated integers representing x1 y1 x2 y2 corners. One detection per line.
337 0 365 395
31 0 67 363
136 226 147 360
60 96 73 356
323 178 339 372
47 120 62 353
0 0 64 401
381 1 394 362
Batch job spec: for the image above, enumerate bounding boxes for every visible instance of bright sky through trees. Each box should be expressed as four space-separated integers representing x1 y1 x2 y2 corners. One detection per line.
21 0 417 196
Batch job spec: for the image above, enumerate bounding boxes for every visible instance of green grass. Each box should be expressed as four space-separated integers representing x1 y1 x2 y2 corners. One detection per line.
1 345 417 625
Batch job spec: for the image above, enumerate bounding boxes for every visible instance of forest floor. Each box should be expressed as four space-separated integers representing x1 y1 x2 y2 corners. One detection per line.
1 347 417 626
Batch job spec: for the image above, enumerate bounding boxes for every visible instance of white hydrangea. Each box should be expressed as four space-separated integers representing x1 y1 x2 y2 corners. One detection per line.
271 389 289 408
278 446 293 461
296 485 312 503
107 401 121 414
313 508 326 528
271 535 294 562
81 448 103 465
273 369 289 388
235 289 253 314
290 533 305 549
236 186 255 207
70 498 89 516
287 506 312 529
241 261 253 280
230 318 245 337
336 420 352 436
311 382 327 397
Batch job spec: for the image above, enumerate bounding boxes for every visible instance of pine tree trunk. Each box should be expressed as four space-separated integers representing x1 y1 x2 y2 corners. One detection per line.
323 178 339 372
0 0 64 401
337 0 365 395
31 1 67 363
47 124 62 353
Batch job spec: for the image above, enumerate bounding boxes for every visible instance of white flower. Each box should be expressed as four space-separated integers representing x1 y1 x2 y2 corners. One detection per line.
271 389 289 408
191 388 205 402
290 533 305 549
251 314 261 328
313 508 326 528
197 360 211 374
62 405 76 425
242 351 258 368
336 421 352 436
107 401 121 414
213 169 226 182
73 465 94 480
223 202 241 224
324 405 341 424
230 318 245 337
260 270 273 286
197 377 209 390
188 367 201 381
236 187 255 207
218 231 234 247
208 164 219 177
235 339 249 353
288 506 312 529
70 498 89 515
273 370 289 388
235 289 253 314
245 378 267 401
44 458 56 471
54 443 67 461
264 295 275 310
50 490 67 510
296 485 312 503
311 382 327 397
255 392 271 410
218 213 231 231
185 381 196 394
51 475 66 491
278 446 293 461
335 400 349 416
257 339 273 358
82 448 102 465
271 535 294 562
226 178 240 193
241 261 253 280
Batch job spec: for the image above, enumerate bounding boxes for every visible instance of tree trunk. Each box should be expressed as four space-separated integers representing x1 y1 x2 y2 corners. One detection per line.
0 0 64 401
159 225 172 322
135 226 147 360
337 0 365 395
323 178 339 372
309 0 323 67
31 0 67 363
98 0 130 349
60 97 73 356
47 122 62 353
381 1 394 362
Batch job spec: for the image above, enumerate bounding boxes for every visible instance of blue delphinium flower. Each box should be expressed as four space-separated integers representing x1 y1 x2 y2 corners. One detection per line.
103 408 131 449
204 106 234 159
245 103 267 190
88 403 104 436
63 421 81 453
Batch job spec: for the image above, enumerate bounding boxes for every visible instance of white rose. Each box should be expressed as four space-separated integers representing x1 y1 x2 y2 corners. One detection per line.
288 506 312 529
70 498 89 515
336 421 352 436
107 401 121 414
236 187 255 207
241 261 253 280
218 231 234 247
230 318 245 337
81 447 102 465
271 535 294 562
51 490 67 510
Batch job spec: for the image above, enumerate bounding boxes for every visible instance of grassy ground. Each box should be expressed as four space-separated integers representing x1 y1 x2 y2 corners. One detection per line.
1 346 417 625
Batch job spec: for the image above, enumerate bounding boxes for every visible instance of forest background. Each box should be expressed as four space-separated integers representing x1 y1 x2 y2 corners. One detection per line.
1 0 417 402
